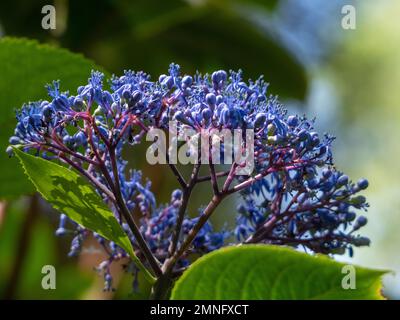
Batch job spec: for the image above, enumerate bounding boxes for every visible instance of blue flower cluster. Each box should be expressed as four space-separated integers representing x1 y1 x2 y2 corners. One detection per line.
55 188 229 290
8 63 370 291
235 171 370 256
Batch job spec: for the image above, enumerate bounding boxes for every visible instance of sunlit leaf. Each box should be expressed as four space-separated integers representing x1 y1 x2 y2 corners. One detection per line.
13 148 155 283
171 245 387 300
0 37 105 199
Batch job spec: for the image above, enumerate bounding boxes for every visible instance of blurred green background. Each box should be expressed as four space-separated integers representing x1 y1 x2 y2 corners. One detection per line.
0 0 399 299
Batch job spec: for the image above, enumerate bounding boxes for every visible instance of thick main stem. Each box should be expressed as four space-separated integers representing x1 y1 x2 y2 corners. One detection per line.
108 147 162 277
150 272 175 300
163 194 225 275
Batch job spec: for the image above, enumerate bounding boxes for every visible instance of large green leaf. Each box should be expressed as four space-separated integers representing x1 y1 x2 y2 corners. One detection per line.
171 245 387 300
13 148 155 283
0 37 105 199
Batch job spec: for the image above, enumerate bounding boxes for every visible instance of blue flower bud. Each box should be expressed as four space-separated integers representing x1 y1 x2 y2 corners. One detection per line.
55 227 67 236
357 178 369 190
298 129 308 141
257 94 267 103
42 104 53 118
353 215 368 231
53 96 69 111
111 102 120 113
317 209 338 227
206 93 216 106
74 131 87 146
63 135 74 147
73 97 84 110
307 178 319 189
254 113 267 128
162 76 174 89
322 168 332 179
212 70 227 84
336 174 349 187
219 107 230 125
9 136 21 145
171 189 183 201
202 108 212 121
310 132 320 146
216 95 224 105
6 146 14 157
97 126 109 139
174 111 193 126
131 90 142 105
345 212 356 221
182 75 193 87
287 115 299 127
122 89 131 100
68 235 82 257
102 91 113 105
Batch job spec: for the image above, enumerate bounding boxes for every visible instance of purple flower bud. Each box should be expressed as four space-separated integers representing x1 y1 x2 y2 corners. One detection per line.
357 178 369 190
202 108 212 121
162 76 174 89
212 70 227 84
322 168 332 179
206 93 216 106
287 115 299 127
131 90 142 105
74 131 87 146
9 136 21 145
254 113 267 128
73 97 84 110
336 175 349 187
171 189 183 201
182 75 193 87
298 129 308 141
122 89 131 100
174 110 193 126
345 212 356 221
353 216 368 231
6 146 14 157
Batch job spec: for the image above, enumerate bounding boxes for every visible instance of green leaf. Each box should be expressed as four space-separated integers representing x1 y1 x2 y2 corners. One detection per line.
12 148 155 284
225 0 278 11
117 0 307 100
0 37 106 199
171 245 387 300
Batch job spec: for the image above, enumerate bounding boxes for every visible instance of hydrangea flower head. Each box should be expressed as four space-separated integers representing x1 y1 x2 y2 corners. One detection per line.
8 63 370 291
